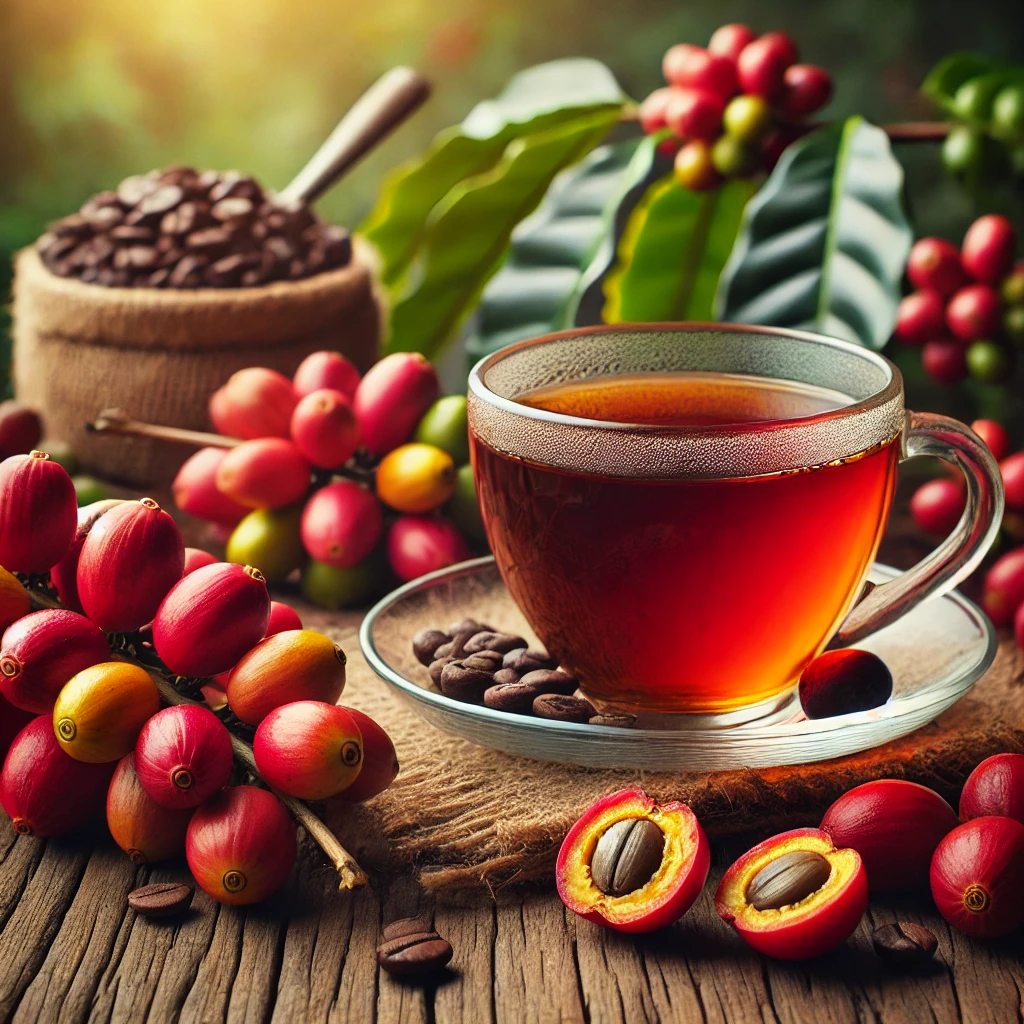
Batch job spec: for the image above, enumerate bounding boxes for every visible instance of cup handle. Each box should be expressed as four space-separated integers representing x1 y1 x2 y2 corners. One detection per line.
835 410 1004 646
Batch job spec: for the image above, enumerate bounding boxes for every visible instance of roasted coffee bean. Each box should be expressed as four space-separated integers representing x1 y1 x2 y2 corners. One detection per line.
446 617 492 637
114 245 159 270
518 669 578 695
462 651 503 673
439 660 495 703
383 916 433 942
503 648 555 673
110 224 157 244
588 714 637 729
38 167 350 288
377 926 453 976
413 628 451 666
872 922 938 966
434 628 480 661
532 694 595 722
428 656 452 686
491 667 521 687
128 881 194 918
117 174 161 207
590 818 665 896
146 268 172 288
746 851 832 911
464 631 527 656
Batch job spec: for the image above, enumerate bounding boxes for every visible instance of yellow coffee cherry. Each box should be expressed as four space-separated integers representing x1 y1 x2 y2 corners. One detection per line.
53 662 161 763
376 443 457 514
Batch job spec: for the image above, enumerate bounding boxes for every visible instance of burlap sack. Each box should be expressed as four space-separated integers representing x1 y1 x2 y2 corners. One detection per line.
11 245 382 487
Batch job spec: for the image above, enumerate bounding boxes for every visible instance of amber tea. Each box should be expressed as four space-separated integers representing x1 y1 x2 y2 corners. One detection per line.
471 372 900 714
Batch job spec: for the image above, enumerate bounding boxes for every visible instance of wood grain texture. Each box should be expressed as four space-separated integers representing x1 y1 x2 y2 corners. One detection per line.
3 819 1024 1024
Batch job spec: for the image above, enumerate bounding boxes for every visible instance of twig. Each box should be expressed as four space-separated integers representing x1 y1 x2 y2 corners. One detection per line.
88 409 241 449
27 589 368 890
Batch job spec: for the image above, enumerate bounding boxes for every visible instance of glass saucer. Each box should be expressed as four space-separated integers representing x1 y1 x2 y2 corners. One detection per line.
359 556 996 771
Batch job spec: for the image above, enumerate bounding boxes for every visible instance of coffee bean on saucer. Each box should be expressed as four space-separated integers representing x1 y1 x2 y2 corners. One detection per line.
413 628 451 666
492 667 521 687
428 657 452 686
128 882 194 919
377 921 453 977
434 628 478 661
462 651 503 673
440 660 495 703
588 714 637 729
518 669 578 695
533 694 595 723
872 922 938 966
503 648 556 673
484 681 539 714
464 632 527 656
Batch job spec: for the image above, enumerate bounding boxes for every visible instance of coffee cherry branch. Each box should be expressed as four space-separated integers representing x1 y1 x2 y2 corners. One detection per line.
26 586 369 891
88 409 241 450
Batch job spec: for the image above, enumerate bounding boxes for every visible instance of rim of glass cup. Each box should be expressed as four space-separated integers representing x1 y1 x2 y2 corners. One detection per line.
467 321 904 435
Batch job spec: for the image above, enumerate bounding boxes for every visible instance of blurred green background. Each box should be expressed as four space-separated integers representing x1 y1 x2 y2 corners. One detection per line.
2 0 1022 405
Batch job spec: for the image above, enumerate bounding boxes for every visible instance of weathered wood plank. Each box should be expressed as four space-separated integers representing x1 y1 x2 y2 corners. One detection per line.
432 896 496 1024
12 844 137 1024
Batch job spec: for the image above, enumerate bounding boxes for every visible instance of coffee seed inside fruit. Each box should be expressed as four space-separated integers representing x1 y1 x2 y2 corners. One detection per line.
128 881 194 918
590 817 665 897
746 850 832 910
872 922 938 965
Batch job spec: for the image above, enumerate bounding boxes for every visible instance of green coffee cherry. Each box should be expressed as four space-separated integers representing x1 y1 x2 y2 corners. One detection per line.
965 339 1011 384
992 84 1024 140
72 475 109 507
1002 267 1024 307
942 125 985 174
414 395 470 465
1004 306 1024 346
449 463 486 542
722 95 772 143
225 505 304 583
301 557 381 609
710 135 758 178
953 77 1002 123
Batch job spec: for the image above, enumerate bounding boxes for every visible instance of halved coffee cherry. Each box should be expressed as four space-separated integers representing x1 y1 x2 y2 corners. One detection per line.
556 787 709 933
716 827 868 960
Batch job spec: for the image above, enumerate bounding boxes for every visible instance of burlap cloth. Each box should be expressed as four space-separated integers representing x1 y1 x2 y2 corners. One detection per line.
11 245 382 488
324 621 1024 894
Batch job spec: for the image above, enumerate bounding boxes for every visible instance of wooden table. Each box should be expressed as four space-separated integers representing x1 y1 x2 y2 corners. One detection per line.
3 519 1024 1023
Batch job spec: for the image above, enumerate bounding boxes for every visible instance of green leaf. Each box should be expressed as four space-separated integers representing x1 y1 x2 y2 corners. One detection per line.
360 59 627 289
603 175 755 323
465 135 658 361
714 117 913 351
922 52 1006 114
385 108 621 358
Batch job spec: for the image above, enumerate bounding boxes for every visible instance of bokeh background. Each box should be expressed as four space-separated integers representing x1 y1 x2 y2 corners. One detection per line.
2 0 1023 400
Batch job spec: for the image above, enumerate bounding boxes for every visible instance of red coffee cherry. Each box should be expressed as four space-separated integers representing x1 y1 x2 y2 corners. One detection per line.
664 46 737 99
982 547 1024 625
910 478 966 537
639 87 674 135
971 418 1011 462
736 32 798 101
777 64 833 120
665 88 726 141
945 283 1002 341
707 23 756 63
894 290 946 345
921 339 967 384
907 237 967 297
1001 451 1024 510
961 214 1016 284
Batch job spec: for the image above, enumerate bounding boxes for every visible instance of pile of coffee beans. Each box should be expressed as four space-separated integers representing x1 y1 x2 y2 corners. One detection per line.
412 619 635 728
36 166 352 289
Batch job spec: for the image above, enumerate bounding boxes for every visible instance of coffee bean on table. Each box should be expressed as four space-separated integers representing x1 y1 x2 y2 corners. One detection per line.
377 920 453 977
503 648 556 673
128 882 194 918
872 922 938 966
413 628 451 666
464 632 527 656
439 660 495 703
532 694 595 723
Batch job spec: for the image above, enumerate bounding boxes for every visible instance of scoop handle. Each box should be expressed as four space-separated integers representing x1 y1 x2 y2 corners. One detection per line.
279 67 431 205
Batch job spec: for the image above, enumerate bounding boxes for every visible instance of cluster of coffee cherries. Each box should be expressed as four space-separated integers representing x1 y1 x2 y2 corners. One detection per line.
894 214 1022 385
0 453 398 906
173 350 485 610
558 762 1024 947
639 24 833 191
